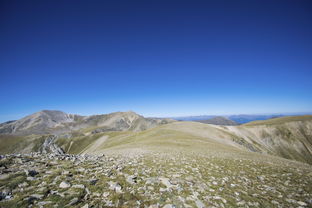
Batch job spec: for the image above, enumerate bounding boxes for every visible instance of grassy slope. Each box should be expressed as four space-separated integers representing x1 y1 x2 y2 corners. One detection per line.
1 116 312 207
0 135 46 154
243 115 312 126
229 116 312 164
80 122 244 155
1 116 311 165
76 117 312 165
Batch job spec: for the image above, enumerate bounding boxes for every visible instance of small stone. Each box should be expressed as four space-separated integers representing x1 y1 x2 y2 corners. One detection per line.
67 197 79 206
25 170 39 177
108 181 122 193
126 175 137 184
92 192 101 197
159 177 173 188
30 194 44 200
5 195 13 200
0 192 7 200
62 170 70 175
159 187 167 192
0 174 10 180
72 184 85 189
89 178 98 185
37 201 52 206
195 199 205 208
163 204 174 208
115 184 122 193
59 181 71 188
81 204 89 208
26 176 36 181
257 176 265 182
297 201 307 206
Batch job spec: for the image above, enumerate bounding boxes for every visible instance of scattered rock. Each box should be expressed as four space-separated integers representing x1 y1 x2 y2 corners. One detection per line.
25 170 39 177
29 194 44 200
159 177 174 188
59 181 71 188
195 199 205 208
72 184 85 189
108 181 122 193
89 178 98 185
126 175 137 184
0 174 10 180
163 204 174 208
81 204 89 208
297 201 307 206
67 197 79 206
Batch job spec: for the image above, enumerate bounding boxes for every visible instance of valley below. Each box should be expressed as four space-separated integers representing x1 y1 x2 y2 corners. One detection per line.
0 111 312 207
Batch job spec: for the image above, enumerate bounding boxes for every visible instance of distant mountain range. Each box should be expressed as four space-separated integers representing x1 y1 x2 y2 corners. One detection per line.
195 116 239 126
0 110 312 166
0 110 173 136
171 113 312 124
1 110 312 166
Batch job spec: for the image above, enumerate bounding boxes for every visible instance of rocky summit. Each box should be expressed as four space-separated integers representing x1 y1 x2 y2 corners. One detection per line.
0 111 312 207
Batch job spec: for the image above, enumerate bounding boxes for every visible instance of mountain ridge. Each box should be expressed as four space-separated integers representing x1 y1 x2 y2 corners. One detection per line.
196 116 239 126
0 110 174 136
0 111 311 165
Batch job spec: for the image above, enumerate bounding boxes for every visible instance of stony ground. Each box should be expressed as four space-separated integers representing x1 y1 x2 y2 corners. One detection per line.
0 152 312 208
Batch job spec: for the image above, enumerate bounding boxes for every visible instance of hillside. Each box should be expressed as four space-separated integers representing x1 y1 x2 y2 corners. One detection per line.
0 110 80 135
226 115 312 164
243 115 312 126
53 116 312 165
1 113 311 164
228 114 283 124
1 113 312 207
0 110 173 136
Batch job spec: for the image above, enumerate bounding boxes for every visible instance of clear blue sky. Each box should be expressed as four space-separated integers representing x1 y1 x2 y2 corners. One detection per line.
1 0 312 122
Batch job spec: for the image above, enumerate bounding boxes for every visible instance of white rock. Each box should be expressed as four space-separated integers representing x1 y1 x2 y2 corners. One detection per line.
195 199 206 208
297 201 307 206
72 184 85 189
81 203 89 208
59 181 71 188
102 192 109 198
159 177 173 188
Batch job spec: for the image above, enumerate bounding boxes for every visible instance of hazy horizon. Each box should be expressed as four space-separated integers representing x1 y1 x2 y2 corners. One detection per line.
1 108 311 123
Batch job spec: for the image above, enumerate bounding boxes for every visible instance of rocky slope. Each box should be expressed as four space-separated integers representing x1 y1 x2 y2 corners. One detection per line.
50 115 312 165
1 113 311 164
0 110 79 135
0 151 311 208
225 116 312 164
0 110 173 136
0 113 312 207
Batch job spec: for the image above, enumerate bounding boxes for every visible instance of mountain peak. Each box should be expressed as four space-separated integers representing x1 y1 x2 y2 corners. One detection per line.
0 110 172 135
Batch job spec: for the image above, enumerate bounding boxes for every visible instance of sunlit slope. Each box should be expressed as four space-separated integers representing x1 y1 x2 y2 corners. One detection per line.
226 116 312 164
1 115 311 165
0 134 46 154
72 122 260 159
243 115 312 126
69 117 312 165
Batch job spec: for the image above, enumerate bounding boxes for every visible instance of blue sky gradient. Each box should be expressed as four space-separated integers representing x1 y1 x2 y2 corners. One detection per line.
0 0 312 121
